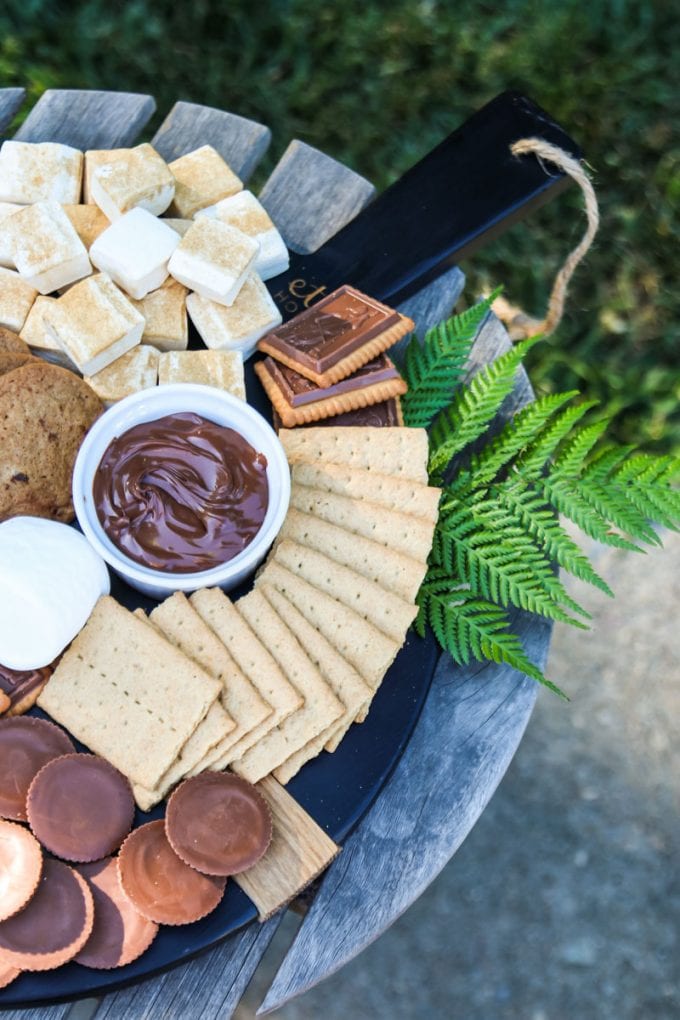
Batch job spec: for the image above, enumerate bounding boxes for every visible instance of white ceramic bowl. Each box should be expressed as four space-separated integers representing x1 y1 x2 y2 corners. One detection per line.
72 384 290 599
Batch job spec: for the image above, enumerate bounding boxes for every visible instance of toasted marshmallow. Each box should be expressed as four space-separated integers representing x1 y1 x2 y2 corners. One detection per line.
90 208 180 300
85 344 159 405
167 145 242 218
0 203 21 269
168 219 258 306
131 278 188 352
90 143 175 220
197 190 288 280
62 204 110 248
84 149 126 204
0 267 37 332
43 273 144 376
19 295 76 370
8 202 91 294
186 274 282 360
158 349 245 400
0 141 83 204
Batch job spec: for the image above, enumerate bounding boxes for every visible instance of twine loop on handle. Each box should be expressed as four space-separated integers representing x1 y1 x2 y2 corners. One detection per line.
490 137 600 340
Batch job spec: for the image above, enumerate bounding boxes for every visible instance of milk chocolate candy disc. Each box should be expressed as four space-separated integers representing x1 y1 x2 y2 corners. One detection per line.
165 773 272 876
0 858 94 971
0 820 42 921
74 857 158 969
0 716 75 821
27 753 135 863
118 820 226 925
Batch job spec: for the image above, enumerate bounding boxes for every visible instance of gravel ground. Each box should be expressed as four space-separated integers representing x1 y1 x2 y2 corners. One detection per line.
238 528 680 1019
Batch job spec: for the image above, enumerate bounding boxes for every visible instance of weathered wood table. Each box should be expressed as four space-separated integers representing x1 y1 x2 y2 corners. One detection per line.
0 88 552 1017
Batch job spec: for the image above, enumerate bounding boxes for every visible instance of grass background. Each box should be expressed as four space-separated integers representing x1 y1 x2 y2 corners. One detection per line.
1 0 678 451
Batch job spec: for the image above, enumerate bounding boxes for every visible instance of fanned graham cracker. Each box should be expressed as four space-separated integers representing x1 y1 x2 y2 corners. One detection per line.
233 775 340 920
149 592 270 760
291 462 441 522
256 562 399 691
291 485 435 562
231 590 344 783
272 540 417 643
278 508 427 603
190 588 303 762
37 596 221 790
279 426 428 482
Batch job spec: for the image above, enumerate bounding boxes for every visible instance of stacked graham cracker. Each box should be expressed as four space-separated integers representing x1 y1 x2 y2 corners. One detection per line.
37 426 440 810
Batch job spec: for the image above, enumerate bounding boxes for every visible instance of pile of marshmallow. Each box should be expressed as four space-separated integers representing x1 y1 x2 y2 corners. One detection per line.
0 140 289 403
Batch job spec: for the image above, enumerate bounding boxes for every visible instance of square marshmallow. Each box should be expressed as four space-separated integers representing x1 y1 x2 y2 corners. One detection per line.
43 273 144 376
90 208 180 299
168 219 258 306
0 203 21 269
84 149 126 204
186 274 282 360
8 202 91 294
62 204 110 249
197 190 288 280
162 218 194 237
0 141 83 204
131 278 188 352
90 144 175 221
19 295 76 369
158 349 245 401
0 267 37 332
167 145 242 219
85 345 159 406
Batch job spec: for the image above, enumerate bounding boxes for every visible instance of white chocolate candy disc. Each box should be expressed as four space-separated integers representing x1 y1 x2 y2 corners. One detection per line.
0 518 110 670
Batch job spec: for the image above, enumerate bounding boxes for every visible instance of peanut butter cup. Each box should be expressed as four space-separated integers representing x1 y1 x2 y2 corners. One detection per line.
0 858 94 971
165 773 272 876
0 662 52 716
0 716 74 821
27 753 135 863
0 820 42 922
74 857 158 969
0 959 21 989
118 820 226 925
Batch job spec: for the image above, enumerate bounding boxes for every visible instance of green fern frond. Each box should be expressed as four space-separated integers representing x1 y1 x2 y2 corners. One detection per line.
428 336 541 479
552 419 611 476
541 476 642 551
416 571 566 697
515 400 599 478
400 290 499 429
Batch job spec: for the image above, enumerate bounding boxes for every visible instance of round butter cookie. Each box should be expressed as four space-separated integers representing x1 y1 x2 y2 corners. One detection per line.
0 361 103 523
0 327 30 355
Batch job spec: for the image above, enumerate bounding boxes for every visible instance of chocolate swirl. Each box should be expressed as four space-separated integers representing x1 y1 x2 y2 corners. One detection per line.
93 412 268 573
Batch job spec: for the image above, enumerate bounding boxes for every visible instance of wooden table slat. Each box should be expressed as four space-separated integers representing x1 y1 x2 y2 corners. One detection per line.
0 88 26 134
0 1004 71 1020
152 101 271 182
258 314 550 1014
13 89 156 148
259 139 376 254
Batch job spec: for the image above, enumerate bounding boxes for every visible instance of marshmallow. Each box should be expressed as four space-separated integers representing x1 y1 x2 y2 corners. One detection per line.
197 190 289 280
168 219 258 306
8 202 91 294
90 143 175 221
19 295 76 370
0 517 110 671
0 141 83 205
85 345 159 406
43 273 144 376
162 217 194 237
186 273 282 360
158 349 245 401
90 208 180 299
0 267 37 333
0 203 21 269
84 148 126 204
167 145 242 218
62 204 110 248
131 278 188 352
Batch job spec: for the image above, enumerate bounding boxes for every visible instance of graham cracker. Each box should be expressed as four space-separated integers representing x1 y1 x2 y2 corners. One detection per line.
278 508 427 603
291 462 441 522
291 485 435 562
272 539 417 643
37 596 221 790
190 588 302 762
279 426 429 483
231 589 344 783
255 561 400 691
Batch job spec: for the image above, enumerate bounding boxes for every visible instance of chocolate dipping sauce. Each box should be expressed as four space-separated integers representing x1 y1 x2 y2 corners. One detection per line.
93 412 269 573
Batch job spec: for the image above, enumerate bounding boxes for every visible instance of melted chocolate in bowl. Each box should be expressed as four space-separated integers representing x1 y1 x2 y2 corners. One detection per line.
93 412 269 573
